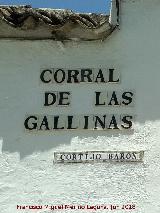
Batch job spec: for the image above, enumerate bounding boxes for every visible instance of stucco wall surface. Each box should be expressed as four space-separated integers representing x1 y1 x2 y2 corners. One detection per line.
0 0 160 212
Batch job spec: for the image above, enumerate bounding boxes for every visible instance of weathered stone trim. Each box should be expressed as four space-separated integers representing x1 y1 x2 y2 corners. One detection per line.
0 0 120 41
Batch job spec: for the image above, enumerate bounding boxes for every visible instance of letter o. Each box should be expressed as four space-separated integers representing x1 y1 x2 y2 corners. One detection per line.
66 154 72 160
54 69 65 83
126 153 132 159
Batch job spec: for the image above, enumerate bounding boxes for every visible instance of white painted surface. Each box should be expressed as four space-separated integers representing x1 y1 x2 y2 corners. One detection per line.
0 0 160 212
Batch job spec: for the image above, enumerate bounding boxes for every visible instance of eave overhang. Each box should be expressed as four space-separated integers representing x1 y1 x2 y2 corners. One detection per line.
0 0 120 41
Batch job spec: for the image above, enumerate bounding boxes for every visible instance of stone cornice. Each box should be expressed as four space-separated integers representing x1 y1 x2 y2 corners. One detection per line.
0 1 120 41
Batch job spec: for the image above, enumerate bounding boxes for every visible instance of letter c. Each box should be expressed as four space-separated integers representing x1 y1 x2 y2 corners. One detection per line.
60 154 65 160
40 69 52 83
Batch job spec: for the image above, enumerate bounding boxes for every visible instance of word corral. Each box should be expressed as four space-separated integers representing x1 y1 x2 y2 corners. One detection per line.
40 68 120 84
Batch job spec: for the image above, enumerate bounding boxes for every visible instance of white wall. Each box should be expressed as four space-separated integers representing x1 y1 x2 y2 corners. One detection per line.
0 0 160 212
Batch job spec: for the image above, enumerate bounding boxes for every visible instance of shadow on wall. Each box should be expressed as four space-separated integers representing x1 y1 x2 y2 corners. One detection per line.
1 57 159 158
1 129 136 159
1 49 160 158
1 0 160 157
1 42 160 158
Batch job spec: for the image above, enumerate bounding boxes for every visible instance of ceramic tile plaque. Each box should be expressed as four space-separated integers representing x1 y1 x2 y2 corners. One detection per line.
54 151 144 163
